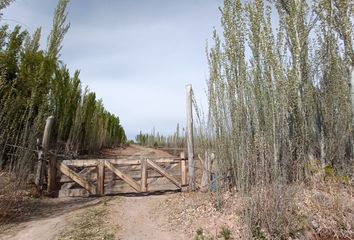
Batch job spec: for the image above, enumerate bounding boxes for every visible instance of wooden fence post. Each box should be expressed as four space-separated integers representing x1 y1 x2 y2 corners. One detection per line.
350 65 354 156
47 154 57 194
180 152 187 187
350 65 354 117
35 116 54 190
186 84 195 191
141 158 148 192
97 161 105 196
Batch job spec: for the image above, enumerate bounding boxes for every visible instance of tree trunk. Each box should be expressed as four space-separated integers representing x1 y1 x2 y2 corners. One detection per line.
200 151 214 192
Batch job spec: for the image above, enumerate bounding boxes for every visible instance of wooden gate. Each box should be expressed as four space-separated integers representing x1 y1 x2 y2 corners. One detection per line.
54 154 188 197
38 85 196 196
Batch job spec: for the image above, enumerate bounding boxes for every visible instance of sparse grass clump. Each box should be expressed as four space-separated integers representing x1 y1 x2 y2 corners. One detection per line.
58 205 115 240
194 226 233 240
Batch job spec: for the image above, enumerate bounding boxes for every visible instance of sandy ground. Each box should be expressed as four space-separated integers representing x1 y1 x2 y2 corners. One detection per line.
0 145 188 240
111 194 187 240
0 198 103 240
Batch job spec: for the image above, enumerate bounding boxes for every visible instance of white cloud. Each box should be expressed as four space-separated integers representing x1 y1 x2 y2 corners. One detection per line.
2 0 222 140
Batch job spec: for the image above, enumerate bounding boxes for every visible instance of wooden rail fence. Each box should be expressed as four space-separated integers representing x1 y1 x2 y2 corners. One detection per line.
52 154 188 197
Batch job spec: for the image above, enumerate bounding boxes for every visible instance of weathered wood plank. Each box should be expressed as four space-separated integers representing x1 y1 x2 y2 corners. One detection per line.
141 159 147 192
97 162 105 196
60 167 96 182
61 182 76 190
105 161 141 192
36 116 54 189
57 162 96 195
186 84 195 190
58 189 89 197
181 159 187 186
60 171 181 183
47 155 57 193
61 159 99 167
62 158 181 167
147 159 181 188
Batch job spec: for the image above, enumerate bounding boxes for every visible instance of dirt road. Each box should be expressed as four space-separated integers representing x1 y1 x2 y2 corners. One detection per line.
0 146 188 240
111 194 186 240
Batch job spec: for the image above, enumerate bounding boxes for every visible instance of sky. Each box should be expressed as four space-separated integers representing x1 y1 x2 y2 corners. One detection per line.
2 0 222 140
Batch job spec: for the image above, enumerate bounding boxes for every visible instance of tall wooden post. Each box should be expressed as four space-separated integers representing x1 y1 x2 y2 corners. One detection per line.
350 65 354 116
141 158 148 192
36 116 54 190
97 161 105 196
350 65 354 156
47 154 57 194
180 152 187 187
186 84 195 191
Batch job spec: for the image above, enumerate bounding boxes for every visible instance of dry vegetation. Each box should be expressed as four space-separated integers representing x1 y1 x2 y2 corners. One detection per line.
0 172 40 228
192 0 354 239
246 179 353 239
158 178 353 240
158 192 248 239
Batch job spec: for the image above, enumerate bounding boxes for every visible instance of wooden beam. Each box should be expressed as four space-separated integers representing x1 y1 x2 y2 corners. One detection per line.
186 84 195 190
60 171 181 183
61 159 100 167
141 159 148 192
350 65 354 156
147 159 181 188
181 159 187 187
47 155 57 193
147 163 179 185
105 161 141 192
58 189 89 197
62 158 181 167
350 65 354 119
96 162 105 196
57 162 96 195
35 116 54 189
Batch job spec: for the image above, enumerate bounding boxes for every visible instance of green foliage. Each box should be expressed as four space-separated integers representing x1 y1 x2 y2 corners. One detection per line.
218 227 232 240
206 0 353 192
194 228 214 240
203 0 354 238
194 227 232 240
251 227 267 240
135 124 185 148
0 0 126 181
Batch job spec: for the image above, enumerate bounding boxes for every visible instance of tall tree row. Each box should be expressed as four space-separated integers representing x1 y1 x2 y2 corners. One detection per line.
207 0 353 192
0 0 126 182
135 124 185 148
203 0 353 237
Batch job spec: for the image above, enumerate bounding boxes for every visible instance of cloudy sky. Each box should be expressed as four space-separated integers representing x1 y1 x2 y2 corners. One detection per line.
2 0 222 139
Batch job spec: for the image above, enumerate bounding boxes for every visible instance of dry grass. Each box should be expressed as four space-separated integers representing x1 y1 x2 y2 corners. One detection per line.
0 171 40 228
157 175 353 240
247 178 354 239
58 203 116 240
157 192 249 239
